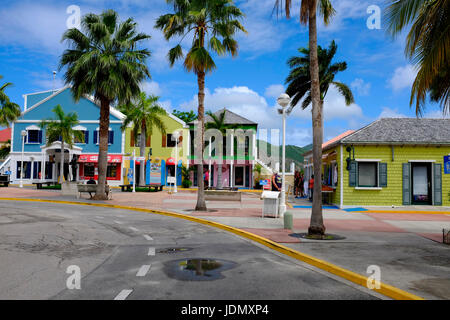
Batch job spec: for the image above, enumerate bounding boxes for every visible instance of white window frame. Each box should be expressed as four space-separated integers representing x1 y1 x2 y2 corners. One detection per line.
95 127 113 146
25 125 42 144
355 160 381 190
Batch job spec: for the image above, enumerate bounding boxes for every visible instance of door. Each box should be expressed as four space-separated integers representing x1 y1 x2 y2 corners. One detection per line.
411 163 432 205
234 166 244 187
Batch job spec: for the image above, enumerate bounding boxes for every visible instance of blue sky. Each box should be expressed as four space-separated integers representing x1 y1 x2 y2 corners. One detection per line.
0 0 444 147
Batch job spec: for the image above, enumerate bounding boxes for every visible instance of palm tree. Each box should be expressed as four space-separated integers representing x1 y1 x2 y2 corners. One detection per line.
60 9 151 199
385 0 450 115
156 0 247 211
0 75 21 127
40 105 84 183
119 92 167 186
275 0 335 236
286 41 354 109
285 40 353 236
0 139 11 160
205 110 237 189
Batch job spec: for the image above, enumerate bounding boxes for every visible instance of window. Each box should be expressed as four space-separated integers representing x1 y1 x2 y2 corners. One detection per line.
16 161 31 179
135 133 141 147
166 134 176 148
27 130 41 144
84 164 95 177
358 162 378 187
107 164 118 178
74 131 87 144
94 130 114 144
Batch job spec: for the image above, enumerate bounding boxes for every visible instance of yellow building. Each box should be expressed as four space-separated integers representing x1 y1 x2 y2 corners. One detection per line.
304 118 450 208
123 113 190 186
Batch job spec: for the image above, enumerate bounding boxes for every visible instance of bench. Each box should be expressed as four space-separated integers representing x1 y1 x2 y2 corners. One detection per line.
205 190 242 202
0 175 9 187
33 181 57 189
77 184 112 200
119 184 163 192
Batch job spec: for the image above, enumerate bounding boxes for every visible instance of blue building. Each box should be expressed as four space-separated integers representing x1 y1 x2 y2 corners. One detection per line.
8 86 125 185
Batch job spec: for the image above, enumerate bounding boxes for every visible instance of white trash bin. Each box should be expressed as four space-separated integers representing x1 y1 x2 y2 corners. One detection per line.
261 191 280 218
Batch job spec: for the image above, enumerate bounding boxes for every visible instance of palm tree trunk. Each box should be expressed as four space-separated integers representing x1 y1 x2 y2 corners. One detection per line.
60 140 65 183
195 71 207 211
139 123 146 186
308 0 326 236
94 96 110 200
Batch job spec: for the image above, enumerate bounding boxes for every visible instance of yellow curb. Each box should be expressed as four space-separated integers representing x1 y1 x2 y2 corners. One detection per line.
0 197 424 300
362 210 450 215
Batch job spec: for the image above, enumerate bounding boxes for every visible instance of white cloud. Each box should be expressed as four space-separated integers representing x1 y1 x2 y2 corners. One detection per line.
351 78 371 96
423 109 450 119
180 85 280 130
140 81 162 96
265 84 285 99
388 65 417 91
378 107 407 118
290 85 364 121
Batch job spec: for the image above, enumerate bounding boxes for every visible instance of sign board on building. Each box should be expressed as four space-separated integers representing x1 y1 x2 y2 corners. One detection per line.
445 156 450 174
260 179 271 190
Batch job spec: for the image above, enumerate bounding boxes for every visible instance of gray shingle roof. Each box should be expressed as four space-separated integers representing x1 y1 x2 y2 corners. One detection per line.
189 108 257 126
341 118 450 145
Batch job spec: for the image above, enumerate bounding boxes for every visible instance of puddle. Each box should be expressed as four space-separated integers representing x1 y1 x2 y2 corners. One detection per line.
164 258 236 281
157 247 192 254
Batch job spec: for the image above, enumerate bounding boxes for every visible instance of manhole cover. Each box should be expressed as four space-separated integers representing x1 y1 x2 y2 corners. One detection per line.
289 233 346 240
157 247 192 254
164 258 236 281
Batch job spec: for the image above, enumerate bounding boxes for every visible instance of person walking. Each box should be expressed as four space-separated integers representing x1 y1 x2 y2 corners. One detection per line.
309 174 314 201
299 172 305 198
271 170 282 192
204 168 210 190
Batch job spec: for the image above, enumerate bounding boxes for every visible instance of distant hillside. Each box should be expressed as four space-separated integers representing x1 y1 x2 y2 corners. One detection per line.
257 140 310 169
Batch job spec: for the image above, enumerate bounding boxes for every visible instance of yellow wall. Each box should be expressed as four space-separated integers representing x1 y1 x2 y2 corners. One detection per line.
123 114 189 184
309 144 450 207
341 144 450 206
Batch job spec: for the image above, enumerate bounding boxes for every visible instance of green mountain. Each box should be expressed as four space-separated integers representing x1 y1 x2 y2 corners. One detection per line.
256 140 311 169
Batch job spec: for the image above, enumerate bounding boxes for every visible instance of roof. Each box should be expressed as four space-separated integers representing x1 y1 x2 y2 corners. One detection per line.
304 130 355 157
22 86 125 121
188 108 257 126
342 118 450 145
0 128 11 143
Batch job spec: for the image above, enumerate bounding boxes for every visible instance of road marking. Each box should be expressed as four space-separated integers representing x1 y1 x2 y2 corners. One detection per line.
114 289 133 300
0 197 424 300
136 264 151 277
143 234 153 241
148 247 156 256
114 220 123 225
129 226 139 232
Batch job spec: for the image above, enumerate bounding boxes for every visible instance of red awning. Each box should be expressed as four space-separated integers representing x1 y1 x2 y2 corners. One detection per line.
79 154 122 163
166 157 176 165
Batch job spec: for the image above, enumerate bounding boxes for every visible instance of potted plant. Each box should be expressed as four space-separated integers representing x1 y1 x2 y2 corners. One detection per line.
253 163 262 190
181 165 194 189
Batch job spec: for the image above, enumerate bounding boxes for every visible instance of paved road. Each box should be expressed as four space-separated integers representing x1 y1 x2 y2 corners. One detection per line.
0 201 378 300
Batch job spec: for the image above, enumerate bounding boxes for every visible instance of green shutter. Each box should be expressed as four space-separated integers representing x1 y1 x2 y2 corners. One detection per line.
434 163 442 206
379 163 387 187
402 163 411 205
349 161 357 187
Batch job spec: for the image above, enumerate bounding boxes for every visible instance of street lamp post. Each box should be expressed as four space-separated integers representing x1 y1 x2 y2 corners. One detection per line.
172 131 181 193
20 130 27 188
132 149 136 193
277 93 291 217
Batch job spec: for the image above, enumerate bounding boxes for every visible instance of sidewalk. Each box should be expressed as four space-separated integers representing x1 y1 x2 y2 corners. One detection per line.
1 186 449 299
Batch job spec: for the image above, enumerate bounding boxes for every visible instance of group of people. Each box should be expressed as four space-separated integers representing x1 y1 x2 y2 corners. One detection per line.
271 170 314 202
294 171 314 201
